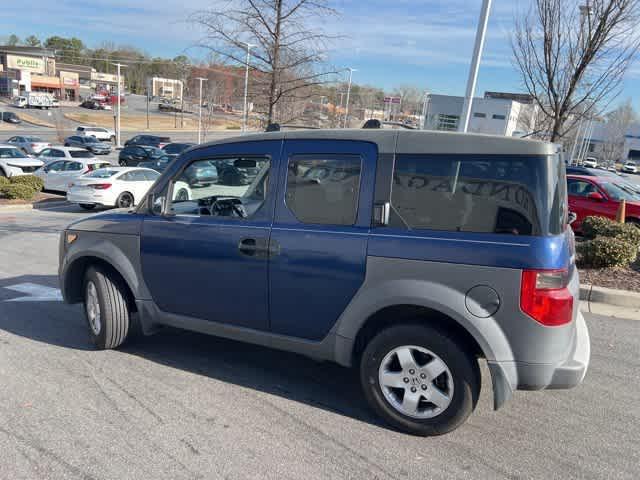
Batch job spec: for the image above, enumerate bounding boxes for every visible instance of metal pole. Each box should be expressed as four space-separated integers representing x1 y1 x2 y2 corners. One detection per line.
112 63 126 148
242 43 255 133
421 92 430 130
570 114 586 164
343 68 356 128
146 88 150 130
459 0 492 133
197 77 207 144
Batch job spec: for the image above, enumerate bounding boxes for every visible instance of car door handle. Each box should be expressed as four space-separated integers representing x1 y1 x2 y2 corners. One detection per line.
238 238 278 258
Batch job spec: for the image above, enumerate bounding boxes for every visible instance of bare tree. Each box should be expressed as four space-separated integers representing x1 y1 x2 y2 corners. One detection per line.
512 0 640 142
191 0 339 125
601 99 637 162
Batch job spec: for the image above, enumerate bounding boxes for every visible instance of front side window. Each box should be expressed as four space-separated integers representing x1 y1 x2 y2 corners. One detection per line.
47 161 66 172
567 179 598 197
169 157 270 219
285 155 362 226
390 154 555 236
65 162 83 171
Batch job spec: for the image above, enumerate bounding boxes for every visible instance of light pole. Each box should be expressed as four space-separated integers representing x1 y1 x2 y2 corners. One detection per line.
420 91 431 130
241 42 255 132
112 63 127 148
459 0 492 133
343 68 357 128
196 77 208 144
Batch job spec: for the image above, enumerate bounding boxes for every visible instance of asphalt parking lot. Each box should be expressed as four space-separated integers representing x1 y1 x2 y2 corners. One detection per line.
0 206 638 480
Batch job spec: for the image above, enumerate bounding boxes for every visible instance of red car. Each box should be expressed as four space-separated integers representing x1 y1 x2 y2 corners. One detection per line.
567 174 640 232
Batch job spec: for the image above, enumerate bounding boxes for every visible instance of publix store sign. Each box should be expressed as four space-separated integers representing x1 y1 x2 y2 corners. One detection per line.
7 55 45 73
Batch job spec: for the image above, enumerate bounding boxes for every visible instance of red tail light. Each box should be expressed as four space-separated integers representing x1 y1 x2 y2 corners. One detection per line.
89 183 111 190
520 269 573 326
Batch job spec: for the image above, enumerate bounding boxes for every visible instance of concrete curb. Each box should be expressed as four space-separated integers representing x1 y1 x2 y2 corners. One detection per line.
0 200 68 213
580 284 640 320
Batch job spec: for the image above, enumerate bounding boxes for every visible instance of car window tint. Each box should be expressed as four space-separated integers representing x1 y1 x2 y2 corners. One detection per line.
285 155 362 226
64 162 83 171
39 149 51 157
128 170 149 181
567 179 598 197
390 154 550 236
52 149 66 158
142 170 160 181
48 161 66 171
70 150 93 158
170 157 270 218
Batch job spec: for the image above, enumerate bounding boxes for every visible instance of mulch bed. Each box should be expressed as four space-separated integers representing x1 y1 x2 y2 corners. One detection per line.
0 191 65 207
579 260 640 293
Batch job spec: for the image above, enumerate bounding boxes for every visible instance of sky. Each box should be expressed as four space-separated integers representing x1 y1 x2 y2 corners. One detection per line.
1 0 638 106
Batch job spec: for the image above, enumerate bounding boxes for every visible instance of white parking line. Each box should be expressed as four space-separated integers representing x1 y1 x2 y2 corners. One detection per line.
3 283 62 302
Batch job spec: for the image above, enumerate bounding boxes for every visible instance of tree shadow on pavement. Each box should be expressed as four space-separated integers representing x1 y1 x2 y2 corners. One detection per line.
0 274 384 429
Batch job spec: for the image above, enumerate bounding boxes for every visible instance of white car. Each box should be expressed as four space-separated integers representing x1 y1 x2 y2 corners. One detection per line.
37 146 98 165
34 158 112 193
583 157 598 168
0 144 44 177
75 126 116 143
622 161 638 174
67 167 161 210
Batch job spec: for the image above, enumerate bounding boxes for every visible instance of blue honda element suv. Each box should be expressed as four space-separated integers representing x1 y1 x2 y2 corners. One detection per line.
59 129 590 436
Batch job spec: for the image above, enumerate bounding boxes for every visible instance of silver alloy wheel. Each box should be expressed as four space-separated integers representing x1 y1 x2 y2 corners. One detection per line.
117 193 133 208
378 345 454 419
85 281 101 335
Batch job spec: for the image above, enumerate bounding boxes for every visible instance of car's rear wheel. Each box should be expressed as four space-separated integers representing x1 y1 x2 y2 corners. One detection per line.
116 192 134 209
175 188 189 201
83 266 130 349
360 324 480 436
79 203 96 210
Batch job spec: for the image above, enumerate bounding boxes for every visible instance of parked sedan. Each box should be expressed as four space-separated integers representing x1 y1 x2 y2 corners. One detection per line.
35 158 112 192
75 126 115 143
80 100 108 110
6 135 51 154
124 135 171 149
622 161 638 174
38 147 97 165
67 167 161 210
0 145 44 177
119 145 168 166
567 174 640 232
162 142 195 159
64 135 112 155
1 112 21 124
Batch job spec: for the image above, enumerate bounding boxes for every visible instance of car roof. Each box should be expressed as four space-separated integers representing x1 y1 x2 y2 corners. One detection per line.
196 129 557 156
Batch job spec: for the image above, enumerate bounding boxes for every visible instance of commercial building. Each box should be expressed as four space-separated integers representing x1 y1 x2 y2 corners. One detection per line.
148 77 183 100
424 93 536 137
0 45 56 97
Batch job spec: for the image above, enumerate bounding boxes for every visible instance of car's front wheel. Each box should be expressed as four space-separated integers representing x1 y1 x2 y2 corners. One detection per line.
83 266 130 349
360 324 480 436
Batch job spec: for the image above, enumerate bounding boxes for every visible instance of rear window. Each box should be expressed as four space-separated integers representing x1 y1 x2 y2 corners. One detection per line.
25 137 42 142
390 154 566 236
69 150 94 158
85 169 118 178
163 143 189 154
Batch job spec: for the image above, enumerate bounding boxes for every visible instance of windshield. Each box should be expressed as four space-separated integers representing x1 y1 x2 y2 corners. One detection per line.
70 150 94 158
0 148 27 159
84 169 118 178
163 144 189 154
601 182 640 201
84 137 100 143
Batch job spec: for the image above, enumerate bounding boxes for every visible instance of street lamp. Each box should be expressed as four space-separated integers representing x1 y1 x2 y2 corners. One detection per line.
196 77 208 144
459 0 492 133
343 67 357 128
241 42 256 133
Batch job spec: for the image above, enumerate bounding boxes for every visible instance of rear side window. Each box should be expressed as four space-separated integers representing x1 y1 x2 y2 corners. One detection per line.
70 150 93 158
390 154 565 236
285 155 362 226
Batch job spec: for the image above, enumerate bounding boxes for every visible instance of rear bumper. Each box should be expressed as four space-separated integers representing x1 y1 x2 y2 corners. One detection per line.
488 312 590 409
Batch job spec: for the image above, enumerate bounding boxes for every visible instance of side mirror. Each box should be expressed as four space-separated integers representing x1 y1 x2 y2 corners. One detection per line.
587 192 604 201
234 158 257 168
568 212 577 225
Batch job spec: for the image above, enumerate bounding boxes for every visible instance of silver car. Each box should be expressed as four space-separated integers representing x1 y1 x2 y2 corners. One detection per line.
6 135 51 155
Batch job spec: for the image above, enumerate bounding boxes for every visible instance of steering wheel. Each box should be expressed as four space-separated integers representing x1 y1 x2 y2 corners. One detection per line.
208 198 247 218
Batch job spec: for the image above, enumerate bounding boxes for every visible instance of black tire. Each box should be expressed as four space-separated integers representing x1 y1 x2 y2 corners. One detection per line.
119 159 127 167
360 324 480 436
175 188 189 201
116 192 134 209
83 266 130 349
79 203 96 210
